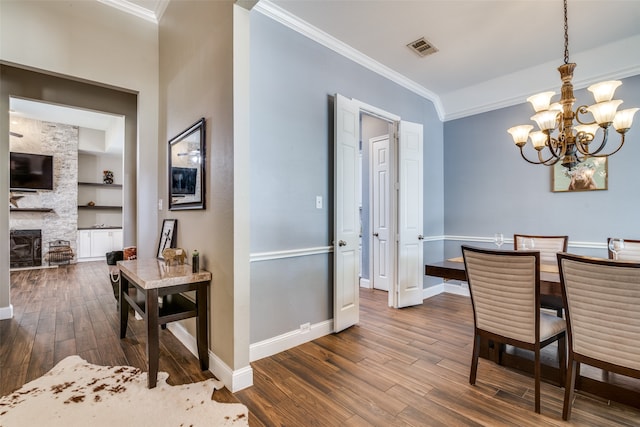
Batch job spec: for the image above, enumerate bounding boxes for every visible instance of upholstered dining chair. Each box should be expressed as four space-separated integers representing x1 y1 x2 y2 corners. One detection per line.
462 245 567 414
607 237 640 261
514 234 569 317
557 252 640 420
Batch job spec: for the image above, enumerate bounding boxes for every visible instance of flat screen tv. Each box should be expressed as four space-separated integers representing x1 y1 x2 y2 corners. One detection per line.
10 152 54 191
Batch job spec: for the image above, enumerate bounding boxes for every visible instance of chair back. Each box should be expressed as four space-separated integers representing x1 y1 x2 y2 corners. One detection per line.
607 238 640 261
514 234 568 265
462 246 539 344
557 252 640 372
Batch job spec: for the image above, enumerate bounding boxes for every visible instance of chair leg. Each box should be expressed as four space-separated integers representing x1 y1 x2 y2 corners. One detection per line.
534 348 541 413
563 358 577 420
469 334 480 385
558 333 566 385
556 307 563 318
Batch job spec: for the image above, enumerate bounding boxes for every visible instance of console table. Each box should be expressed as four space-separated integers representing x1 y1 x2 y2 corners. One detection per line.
117 259 212 388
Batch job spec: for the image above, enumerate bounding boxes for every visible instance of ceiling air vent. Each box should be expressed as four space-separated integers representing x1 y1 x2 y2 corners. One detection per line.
407 37 438 57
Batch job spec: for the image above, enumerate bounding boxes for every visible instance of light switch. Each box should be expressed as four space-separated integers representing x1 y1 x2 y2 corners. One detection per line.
158 199 163 211
316 196 323 209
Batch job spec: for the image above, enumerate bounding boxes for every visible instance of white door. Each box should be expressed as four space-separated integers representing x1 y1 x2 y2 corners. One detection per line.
371 135 391 292
396 120 424 308
333 94 360 332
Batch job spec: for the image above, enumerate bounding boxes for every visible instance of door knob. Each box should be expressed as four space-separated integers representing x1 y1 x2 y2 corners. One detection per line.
338 240 347 247
373 232 379 237
418 235 424 240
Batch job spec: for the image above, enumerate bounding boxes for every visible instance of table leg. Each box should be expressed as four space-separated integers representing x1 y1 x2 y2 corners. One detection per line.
146 288 159 388
196 284 209 370
119 275 129 339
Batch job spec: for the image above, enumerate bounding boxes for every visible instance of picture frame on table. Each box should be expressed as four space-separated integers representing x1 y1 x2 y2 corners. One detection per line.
157 219 178 259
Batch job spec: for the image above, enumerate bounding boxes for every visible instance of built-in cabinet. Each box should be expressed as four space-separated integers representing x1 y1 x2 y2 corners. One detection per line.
77 228 123 260
76 152 124 261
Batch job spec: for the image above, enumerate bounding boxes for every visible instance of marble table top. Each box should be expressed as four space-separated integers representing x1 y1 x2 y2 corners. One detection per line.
117 259 212 290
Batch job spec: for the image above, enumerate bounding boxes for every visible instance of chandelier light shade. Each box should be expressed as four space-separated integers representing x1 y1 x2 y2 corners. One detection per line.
508 0 638 169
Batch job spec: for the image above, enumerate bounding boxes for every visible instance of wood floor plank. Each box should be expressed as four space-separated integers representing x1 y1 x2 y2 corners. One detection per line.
3 263 640 426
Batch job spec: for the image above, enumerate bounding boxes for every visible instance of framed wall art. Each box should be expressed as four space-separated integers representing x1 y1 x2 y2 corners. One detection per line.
552 157 608 192
169 118 206 210
157 219 178 259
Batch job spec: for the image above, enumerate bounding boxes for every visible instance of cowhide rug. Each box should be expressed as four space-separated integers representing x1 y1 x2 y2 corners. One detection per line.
0 355 248 426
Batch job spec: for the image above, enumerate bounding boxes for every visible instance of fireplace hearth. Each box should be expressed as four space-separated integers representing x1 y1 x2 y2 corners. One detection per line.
10 229 42 268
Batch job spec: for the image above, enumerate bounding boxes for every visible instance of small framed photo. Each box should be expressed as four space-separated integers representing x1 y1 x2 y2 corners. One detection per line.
157 219 178 259
552 157 608 192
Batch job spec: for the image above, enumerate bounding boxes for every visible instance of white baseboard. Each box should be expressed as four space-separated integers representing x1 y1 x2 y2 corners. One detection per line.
423 282 469 299
250 319 333 363
166 322 254 393
0 304 13 320
359 277 371 288
423 283 444 299
443 281 470 297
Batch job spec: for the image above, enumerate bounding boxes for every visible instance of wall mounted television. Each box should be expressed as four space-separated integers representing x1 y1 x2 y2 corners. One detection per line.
10 152 54 191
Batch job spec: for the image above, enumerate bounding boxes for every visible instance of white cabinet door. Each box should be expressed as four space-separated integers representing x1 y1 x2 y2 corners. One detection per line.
77 229 124 259
91 230 114 257
111 229 123 251
77 230 92 258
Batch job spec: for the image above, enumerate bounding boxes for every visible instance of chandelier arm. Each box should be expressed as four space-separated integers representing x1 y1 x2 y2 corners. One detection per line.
519 147 550 165
585 133 626 158
538 150 561 166
575 105 596 125
576 126 609 156
547 136 565 159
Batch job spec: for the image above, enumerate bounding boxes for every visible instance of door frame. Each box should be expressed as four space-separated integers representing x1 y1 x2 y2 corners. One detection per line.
359 102 400 308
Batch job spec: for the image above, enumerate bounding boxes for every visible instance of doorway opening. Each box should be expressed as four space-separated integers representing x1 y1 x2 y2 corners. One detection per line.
359 113 394 298
333 94 424 332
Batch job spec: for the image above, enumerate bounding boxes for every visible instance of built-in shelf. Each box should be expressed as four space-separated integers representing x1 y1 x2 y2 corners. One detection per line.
78 205 122 210
10 208 54 212
78 182 123 188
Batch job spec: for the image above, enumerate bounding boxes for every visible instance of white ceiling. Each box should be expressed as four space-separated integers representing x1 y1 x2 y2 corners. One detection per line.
116 0 640 120
10 98 125 154
20 0 640 122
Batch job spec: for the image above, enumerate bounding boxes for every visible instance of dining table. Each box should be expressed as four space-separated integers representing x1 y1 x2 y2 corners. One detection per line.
425 256 640 410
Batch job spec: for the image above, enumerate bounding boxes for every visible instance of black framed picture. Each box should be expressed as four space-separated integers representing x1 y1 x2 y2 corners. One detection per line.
169 118 205 210
157 219 177 259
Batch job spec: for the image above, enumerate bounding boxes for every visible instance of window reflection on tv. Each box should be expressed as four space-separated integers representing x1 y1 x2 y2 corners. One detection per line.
171 167 197 195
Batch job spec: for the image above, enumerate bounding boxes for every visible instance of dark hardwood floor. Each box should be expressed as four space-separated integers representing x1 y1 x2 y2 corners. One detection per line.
2 261 640 426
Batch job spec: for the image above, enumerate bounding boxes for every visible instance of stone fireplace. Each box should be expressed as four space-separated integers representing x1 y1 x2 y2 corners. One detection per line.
10 229 42 268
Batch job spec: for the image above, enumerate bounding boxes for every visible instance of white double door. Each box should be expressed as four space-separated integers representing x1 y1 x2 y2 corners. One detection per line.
333 94 424 333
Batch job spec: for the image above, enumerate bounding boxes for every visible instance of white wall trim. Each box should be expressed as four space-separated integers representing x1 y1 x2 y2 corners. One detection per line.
0 304 13 320
97 0 158 23
254 0 444 121
359 277 371 288
251 246 332 262
167 322 253 392
444 235 607 250
250 319 333 362
250 235 606 264
422 284 443 300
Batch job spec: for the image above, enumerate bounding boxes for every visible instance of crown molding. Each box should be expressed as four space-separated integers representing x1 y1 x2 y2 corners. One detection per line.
254 0 445 121
97 0 159 23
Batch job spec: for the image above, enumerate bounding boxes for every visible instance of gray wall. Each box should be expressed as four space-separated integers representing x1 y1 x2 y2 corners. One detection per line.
249 12 444 343
444 74 640 260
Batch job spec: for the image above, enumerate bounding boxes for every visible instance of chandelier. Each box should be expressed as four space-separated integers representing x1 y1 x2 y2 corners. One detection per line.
507 0 638 169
